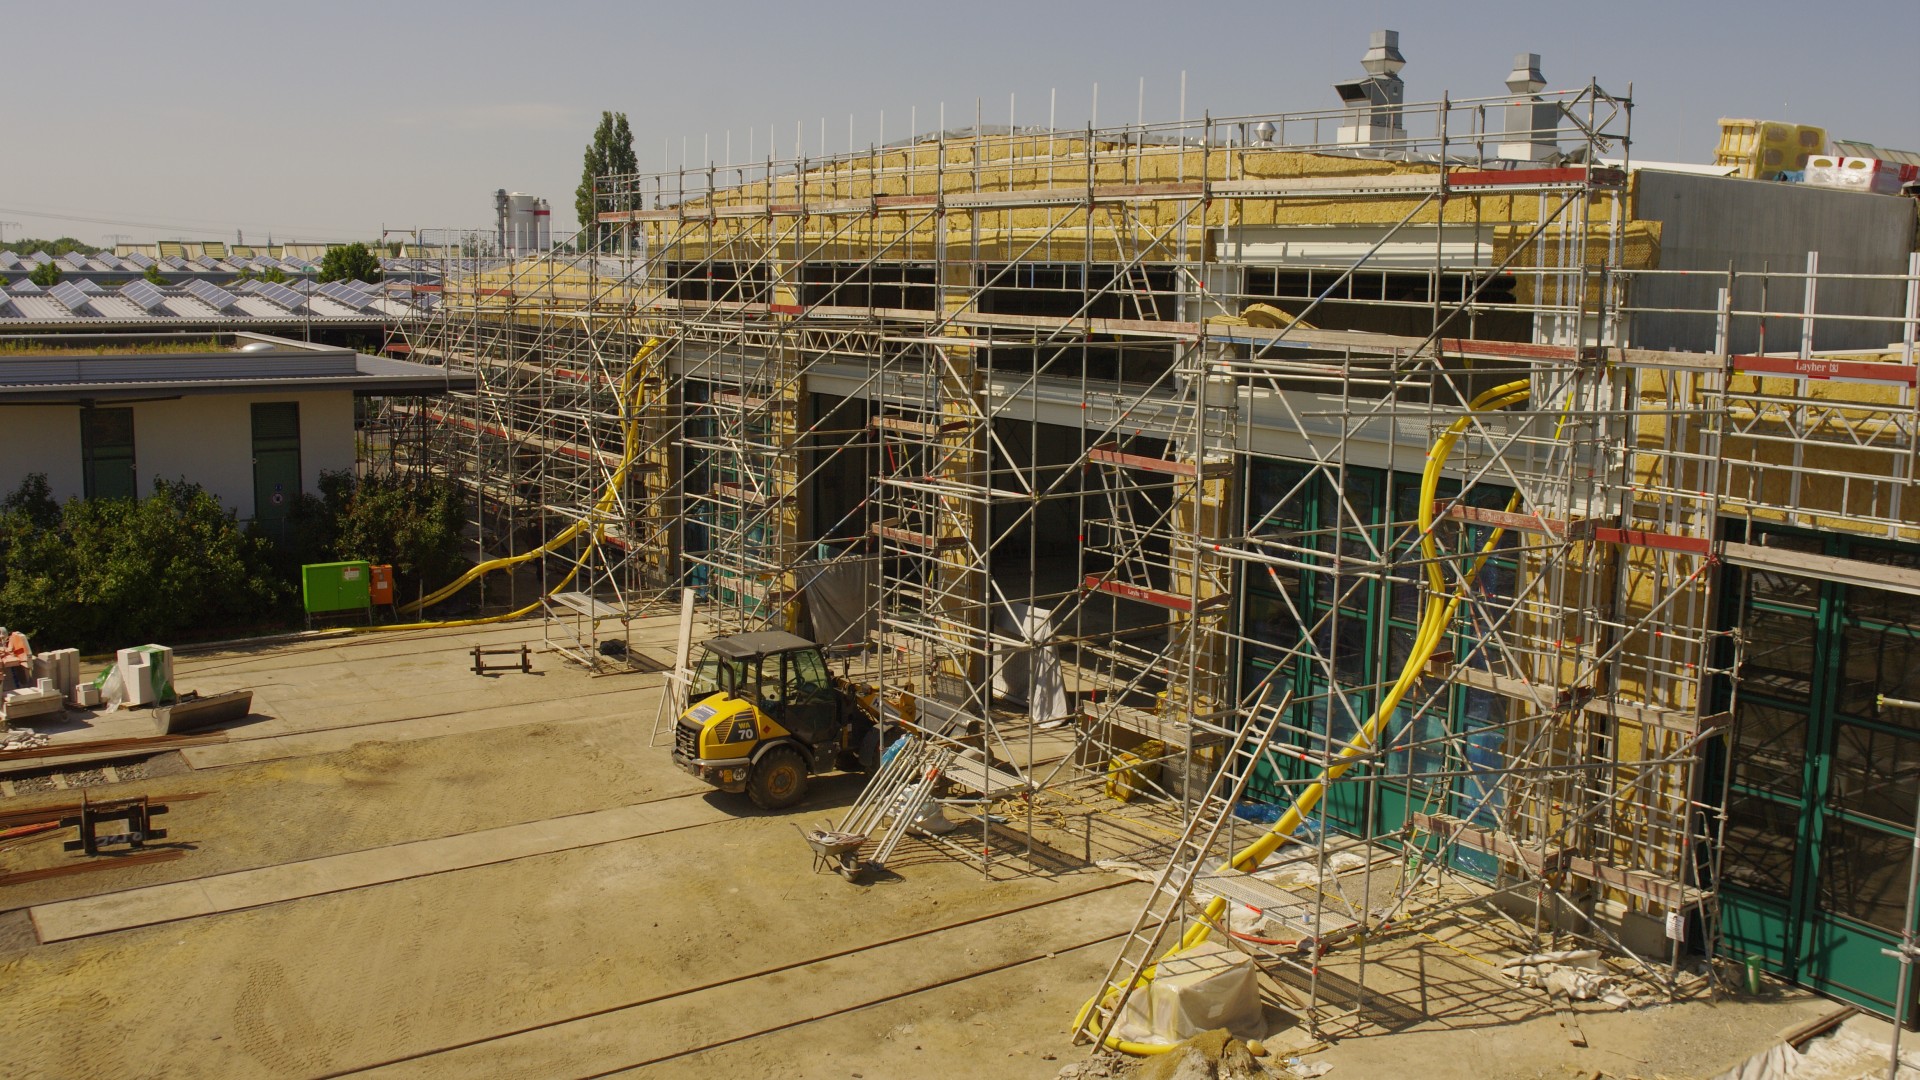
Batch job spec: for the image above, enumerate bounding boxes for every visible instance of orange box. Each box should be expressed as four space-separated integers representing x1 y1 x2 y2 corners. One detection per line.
369 564 395 606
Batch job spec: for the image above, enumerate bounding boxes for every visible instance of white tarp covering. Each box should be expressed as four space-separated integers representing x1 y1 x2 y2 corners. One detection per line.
991 602 1069 722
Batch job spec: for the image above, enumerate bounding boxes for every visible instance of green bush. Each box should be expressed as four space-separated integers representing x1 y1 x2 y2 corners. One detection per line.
0 470 470 650
0 475 285 651
272 469 465 601
26 260 61 287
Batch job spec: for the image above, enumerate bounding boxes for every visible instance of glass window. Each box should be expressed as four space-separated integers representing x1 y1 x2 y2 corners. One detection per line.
789 648 829 696
1836 624 1920 725
755 655 782 713
1827 723 1920 828
1720 793 1799 898
687 645 721 699
1730 702 1808 799
1742 607 1818 704
1817 815 1913 933
80 407 136 501
1458 694 1509 824
1246 461 1310 538
1318 473 1378 534
1243 591 1302 667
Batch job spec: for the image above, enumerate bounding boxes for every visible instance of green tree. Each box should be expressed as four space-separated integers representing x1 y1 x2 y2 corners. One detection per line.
142 263 169 286
305 470 465 600
0 477 283 651
575 111 638 251
231 266 288 285
318 242 383 284
27 260 61 287
0 237 100 258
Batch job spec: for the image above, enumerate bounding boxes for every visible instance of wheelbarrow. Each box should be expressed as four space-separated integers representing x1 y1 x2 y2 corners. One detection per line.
796 825 869 881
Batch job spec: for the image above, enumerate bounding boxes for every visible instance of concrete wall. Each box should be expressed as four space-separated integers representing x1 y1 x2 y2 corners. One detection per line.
1629 171 1918 354
0 390 355 521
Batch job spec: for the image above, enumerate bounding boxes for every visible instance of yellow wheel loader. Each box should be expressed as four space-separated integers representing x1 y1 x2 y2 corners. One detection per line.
669 631 891 810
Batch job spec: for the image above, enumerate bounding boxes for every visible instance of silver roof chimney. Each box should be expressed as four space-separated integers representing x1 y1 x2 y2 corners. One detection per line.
1334 30 1407 148
1499 52 1559 162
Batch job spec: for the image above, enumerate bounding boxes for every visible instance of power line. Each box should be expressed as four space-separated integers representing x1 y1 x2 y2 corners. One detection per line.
0 204 370 244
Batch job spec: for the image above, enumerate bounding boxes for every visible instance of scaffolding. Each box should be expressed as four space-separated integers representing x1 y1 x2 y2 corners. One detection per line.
399 75 1920 1038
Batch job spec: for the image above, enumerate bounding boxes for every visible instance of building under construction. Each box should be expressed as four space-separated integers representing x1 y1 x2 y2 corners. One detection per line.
396 34 1920 1035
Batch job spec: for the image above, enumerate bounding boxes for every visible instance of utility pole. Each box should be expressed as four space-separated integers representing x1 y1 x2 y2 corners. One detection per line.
104 233 131 252
0 221 21 245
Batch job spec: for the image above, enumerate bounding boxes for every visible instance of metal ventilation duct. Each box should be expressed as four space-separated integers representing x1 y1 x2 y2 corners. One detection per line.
1334 30 1407 149
1500 52 1560 162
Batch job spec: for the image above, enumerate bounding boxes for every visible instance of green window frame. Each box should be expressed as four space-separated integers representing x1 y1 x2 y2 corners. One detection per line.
1236 454 1517 872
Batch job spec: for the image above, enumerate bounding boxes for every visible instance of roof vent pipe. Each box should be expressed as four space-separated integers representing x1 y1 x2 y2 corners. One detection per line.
1334 30 1407 149
1499 53 1559 162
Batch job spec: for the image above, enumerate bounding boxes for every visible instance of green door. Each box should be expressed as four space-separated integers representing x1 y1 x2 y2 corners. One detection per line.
251 402 302 538
80 407 137 501
1720 532 1920 1019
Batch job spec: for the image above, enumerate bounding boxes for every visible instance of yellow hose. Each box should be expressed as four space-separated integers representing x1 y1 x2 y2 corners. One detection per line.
382 337 665 628
1078 379 1532 1053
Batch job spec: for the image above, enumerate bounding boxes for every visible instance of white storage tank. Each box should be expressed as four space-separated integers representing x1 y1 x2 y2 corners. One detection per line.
506 192 538 253
535 199 552 250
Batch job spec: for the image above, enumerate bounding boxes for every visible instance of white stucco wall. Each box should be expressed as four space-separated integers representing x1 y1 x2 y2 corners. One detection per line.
0 406 86 500
0 390 355 521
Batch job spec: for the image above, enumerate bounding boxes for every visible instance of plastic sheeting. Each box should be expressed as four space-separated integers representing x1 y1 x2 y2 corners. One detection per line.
991 602 1069 722
796 555 877 649
1112 939 1264 1046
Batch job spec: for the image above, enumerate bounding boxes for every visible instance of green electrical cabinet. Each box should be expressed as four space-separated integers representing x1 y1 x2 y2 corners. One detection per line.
303 561 373 615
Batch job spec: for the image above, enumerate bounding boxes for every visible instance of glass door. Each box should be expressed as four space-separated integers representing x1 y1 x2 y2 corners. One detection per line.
1720 532 1920 1018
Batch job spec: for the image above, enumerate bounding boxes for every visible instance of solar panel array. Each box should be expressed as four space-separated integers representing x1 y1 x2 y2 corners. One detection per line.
317 281 378 310
253 281 309 312
183 279 239 312
47 280 93 313
120 280 169 313
74 278 105 295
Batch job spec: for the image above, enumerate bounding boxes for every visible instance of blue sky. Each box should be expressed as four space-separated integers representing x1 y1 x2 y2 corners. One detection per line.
3 0 1915 246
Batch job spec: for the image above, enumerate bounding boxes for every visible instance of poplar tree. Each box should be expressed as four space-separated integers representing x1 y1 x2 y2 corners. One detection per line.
576 111 638 251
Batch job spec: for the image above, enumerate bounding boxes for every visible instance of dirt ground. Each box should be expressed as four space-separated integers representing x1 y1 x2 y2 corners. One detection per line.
0 620 1853 1079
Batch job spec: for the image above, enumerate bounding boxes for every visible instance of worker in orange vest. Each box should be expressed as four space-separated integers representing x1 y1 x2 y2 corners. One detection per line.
0 627 30 692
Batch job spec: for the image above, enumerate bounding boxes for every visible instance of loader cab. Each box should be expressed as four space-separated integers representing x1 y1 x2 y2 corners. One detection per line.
693 631 838 745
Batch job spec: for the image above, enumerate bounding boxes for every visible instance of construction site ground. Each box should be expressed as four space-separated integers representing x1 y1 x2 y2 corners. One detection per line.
0 617 1857 1078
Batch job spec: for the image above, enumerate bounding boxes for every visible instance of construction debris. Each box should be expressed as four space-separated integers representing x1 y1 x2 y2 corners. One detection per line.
1 729 52 752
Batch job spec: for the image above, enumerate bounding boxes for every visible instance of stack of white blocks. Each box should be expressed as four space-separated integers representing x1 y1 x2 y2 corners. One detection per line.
117 645 175 707
32 648 81 703
3 679 65 723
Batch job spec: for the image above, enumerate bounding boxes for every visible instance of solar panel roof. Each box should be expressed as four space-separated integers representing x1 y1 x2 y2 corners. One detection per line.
254 282 310 311
47 280 93 313
121 280 169 313
183 279 239 311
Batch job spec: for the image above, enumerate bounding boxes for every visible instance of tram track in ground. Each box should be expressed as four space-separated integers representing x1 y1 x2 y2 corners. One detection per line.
310 876 1136 1079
